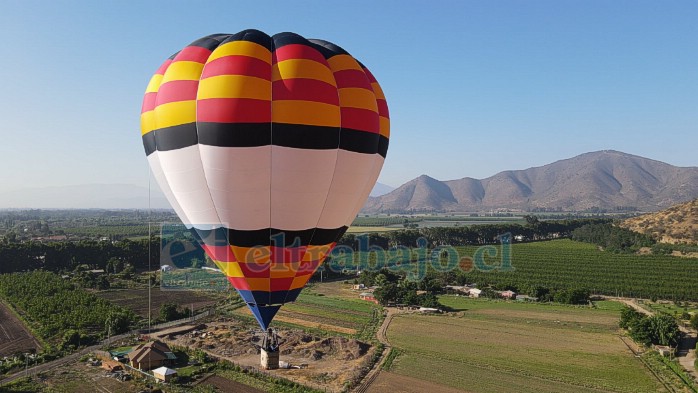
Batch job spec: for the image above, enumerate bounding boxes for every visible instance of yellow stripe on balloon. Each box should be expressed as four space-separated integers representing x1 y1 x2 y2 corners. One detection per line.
154 100 197 129
272 59 336 87
140 112 156 135
208 41 272 64
327 54 363 72
338 88 378 112
161 61 205 84
197 75 271 100
380 117 390 138
370 82 386 100
231 246 271 265
145 74 164 93
214 261 244 278
290 275 312 290
272 100 340 127
247 278 270 291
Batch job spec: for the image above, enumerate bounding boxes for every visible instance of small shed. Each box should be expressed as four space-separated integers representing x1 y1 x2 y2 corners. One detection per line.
152 366 177 382
469 288 482 298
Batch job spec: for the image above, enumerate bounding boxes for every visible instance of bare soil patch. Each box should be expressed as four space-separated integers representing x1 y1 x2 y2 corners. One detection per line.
96 289 218 318
163 319 374 392
199 374 265 393
0 302 41 357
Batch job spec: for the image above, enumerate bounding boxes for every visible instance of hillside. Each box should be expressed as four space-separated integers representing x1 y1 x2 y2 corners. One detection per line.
621 199 698 244
363 150 698 213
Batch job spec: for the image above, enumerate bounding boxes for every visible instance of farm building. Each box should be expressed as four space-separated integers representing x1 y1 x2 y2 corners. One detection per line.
128 341 177 370
469 288 482 298
352 284 365 290
359 292 378 303
152 366 178 382
500 290 517 299
101 359 123 372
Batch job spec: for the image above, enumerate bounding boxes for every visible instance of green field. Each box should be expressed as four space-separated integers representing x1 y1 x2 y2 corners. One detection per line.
455 239 698 300
385 296 667 393
233 282 381 339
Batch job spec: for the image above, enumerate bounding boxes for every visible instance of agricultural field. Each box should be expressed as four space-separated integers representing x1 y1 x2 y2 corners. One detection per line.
379 297 668 393
232 282 381 339
455 239 698 300
95 288 221 319
0 302 41 357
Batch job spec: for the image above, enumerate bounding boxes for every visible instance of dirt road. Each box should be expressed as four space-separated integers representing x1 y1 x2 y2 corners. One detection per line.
608 297 698 383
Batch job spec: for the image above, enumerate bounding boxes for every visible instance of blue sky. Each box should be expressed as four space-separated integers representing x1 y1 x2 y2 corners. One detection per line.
1 0 696 193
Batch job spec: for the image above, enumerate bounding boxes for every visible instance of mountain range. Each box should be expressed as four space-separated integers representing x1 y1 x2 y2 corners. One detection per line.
0 182 395 210
362 150 698 213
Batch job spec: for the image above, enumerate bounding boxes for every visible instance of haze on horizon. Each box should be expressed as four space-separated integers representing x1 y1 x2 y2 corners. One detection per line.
1 1 696 200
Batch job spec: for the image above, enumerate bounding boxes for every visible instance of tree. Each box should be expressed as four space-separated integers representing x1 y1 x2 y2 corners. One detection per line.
160 303 183 322
691 314 698 331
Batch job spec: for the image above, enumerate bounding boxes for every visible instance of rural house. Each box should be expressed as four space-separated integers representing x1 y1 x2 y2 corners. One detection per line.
128 341 177 370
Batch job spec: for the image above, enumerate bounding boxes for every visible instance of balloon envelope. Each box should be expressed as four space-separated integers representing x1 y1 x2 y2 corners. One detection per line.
140 29 389 330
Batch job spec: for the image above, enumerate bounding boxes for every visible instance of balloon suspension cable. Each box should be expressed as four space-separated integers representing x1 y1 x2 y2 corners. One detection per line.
147 167 152 334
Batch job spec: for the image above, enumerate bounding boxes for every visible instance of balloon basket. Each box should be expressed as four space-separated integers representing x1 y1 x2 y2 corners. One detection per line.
260 328 280 370
261 347 280 370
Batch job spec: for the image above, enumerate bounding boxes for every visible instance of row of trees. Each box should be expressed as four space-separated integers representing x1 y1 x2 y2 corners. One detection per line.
571 223 655 253
0 238 161 274
339 217 610 249
619 306 681 347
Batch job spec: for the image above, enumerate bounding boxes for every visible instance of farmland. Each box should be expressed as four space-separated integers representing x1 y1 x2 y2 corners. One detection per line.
0 302 41 357
95 288 221 319
379 297 667 393
232 282 381 339
454 239 698 300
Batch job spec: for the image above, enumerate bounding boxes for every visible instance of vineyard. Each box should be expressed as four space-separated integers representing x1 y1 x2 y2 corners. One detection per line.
454 239 698 300
0 271 136 343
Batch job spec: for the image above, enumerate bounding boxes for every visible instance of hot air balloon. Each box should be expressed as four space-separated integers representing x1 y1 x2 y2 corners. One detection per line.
140 29 389 333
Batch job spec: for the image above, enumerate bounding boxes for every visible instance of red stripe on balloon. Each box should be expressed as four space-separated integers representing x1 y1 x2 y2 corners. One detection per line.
376 100 389 118
156 80 199 106
173 45 212 63
227 276 250 290
155 59 172 75
239 262 271 278
341 107 380 134
273 44 327 65
270 246 307 264
333 69 372 89
202 245 237 263
270 277 295 291
201 56 271 80
197 98 271 123
141 92 158 113
272 79 338 105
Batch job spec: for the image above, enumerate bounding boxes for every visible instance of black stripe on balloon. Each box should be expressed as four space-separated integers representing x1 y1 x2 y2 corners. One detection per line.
272 123 339 150
190 226 348 248
272 32 311 50
223 29 272 51
197 123 271 147
190 34 231 50
378 135 389 158
339 129 378 155
143 123 388 157
143 123 198 156
307 39 349 59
